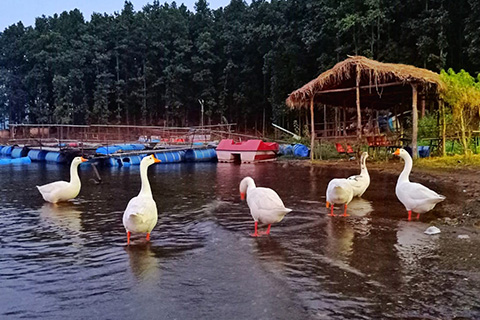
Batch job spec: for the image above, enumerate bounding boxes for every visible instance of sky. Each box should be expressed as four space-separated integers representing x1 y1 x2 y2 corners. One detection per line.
0 0 237 31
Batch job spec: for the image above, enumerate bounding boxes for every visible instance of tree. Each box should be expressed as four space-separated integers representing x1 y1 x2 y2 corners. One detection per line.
440 68 480 154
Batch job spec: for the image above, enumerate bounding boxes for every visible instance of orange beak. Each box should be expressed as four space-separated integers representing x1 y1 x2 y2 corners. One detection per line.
393 149 401 156
152 154 161 163
326 201 330 208
81 157 88 162
240 192 245 200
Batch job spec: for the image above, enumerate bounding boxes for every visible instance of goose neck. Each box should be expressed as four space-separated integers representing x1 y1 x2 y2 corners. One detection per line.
360 156 368 176
139 163 152 196
69 162 81 184
398 154 412 183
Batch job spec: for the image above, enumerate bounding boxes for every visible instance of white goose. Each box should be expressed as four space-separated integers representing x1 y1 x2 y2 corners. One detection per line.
123 154 161 244
239 177 292 237
37 156 88 203
394 148 445 221
326 178 354 217
347 151 370 197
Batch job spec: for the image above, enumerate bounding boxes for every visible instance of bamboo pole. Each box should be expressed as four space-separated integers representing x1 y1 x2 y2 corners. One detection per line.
420 96 426 118
356 65 362 139
310 97 315 161
411 84 418 159
323 105 327 137
441 100 446 156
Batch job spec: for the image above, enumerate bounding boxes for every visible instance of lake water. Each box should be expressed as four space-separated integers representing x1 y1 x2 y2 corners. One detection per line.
0 161 479 319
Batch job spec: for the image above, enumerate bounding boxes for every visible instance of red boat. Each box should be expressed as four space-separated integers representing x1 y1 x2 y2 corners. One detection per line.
216 139 279 163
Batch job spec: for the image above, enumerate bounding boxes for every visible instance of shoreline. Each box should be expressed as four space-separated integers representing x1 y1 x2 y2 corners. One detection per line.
279 157 480 228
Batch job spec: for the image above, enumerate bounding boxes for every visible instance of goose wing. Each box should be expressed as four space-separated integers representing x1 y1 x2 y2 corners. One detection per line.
124 196 157 222
406 182 444 201
37 181 70 195
248 187 286 211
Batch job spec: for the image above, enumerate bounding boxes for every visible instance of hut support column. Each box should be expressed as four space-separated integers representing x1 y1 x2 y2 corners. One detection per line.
310 97 315 161
441 100 446 156
411 84 418 159
356 65 362 139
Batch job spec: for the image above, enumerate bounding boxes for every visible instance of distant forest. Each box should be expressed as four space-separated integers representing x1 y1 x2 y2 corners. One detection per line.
1 0 479 131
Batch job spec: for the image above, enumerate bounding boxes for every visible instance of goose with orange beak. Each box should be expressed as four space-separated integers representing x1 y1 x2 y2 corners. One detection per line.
239 177 292 237
393 148 445 221
123 154 161 244
37 156 88 203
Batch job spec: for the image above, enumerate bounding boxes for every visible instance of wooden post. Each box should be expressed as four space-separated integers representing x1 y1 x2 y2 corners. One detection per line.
420 96 425 118
310 97 315 161
323 105 327 137
441 100 446 156
334 107 338 136
343 106 347 136
411 84 418 159
356 65 362 139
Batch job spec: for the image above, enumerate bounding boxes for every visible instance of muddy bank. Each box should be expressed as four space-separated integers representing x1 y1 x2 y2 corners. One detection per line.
279 158 480 227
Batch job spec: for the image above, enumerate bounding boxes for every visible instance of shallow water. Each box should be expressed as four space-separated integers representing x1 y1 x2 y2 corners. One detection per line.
0 161 479 319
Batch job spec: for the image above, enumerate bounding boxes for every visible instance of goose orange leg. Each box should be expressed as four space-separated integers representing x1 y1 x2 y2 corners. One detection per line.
408 210 412 221
127 231 131 245
416 213 420 220
251 221 259 237
329 204 336 216
342 204 349 217
265 224 271 235
146 233 150 241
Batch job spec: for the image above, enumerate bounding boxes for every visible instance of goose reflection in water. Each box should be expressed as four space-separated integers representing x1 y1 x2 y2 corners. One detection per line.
40 202 83 235
125 243 161 282
395 220 440 271
325 198 373 260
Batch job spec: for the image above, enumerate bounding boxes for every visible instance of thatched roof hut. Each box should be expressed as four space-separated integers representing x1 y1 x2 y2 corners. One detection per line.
286 55 445 159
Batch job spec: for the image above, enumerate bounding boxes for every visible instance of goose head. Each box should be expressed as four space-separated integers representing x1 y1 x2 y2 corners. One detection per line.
141 154 161 167
72 156 88 166
239 176 255 200
393 148 410 159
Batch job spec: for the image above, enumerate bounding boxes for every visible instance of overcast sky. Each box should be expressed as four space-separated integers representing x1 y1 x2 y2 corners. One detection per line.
0 0 239 31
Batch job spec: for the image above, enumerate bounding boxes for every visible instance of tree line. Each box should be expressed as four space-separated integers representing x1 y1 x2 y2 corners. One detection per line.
1 0 479 132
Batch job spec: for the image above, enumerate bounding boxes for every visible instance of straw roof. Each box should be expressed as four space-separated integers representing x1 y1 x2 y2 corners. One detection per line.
286 55 445 109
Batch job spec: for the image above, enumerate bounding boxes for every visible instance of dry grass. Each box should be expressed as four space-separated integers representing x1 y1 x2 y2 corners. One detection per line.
416 154 480 169
286 55 444 108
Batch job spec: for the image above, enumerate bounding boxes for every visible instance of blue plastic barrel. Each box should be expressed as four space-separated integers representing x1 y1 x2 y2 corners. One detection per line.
0 146 4 153
155 151 184 163
28 149 48 161
122 155 143 165
1 146 13 156
184 148 217 162
0 158 11 165
96 146 122 155
293 144 310 157
108 157 122 166
45 152 67 163
11 147 28 158
418 146 430 158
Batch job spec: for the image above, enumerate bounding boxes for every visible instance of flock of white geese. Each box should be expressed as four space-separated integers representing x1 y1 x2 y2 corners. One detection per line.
36 148 445 243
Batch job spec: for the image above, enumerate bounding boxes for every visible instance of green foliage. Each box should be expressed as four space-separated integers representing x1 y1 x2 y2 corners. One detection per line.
440 68 480 154
418 112 440 140
0 0 479 130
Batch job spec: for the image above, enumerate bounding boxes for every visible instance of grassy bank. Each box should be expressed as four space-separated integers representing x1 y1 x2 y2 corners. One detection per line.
415 154 480 169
